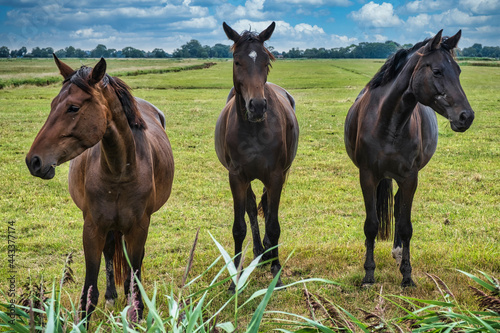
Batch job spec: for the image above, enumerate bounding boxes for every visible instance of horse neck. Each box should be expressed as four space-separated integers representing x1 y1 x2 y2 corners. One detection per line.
376 53 421 135
99 87 138 178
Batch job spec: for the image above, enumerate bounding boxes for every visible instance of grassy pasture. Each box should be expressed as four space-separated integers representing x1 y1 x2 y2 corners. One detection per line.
0 57 499 329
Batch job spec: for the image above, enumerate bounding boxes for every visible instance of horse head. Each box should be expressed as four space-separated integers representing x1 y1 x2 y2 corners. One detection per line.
223 21 276 122
26 55 110 179
411 30 474 132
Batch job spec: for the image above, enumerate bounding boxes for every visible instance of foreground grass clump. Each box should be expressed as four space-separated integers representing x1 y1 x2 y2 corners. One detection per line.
1 232 336 332
1 239 499 332
0 58 499 329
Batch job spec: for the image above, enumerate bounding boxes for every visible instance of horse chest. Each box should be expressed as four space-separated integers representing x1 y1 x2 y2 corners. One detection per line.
83 178 152 230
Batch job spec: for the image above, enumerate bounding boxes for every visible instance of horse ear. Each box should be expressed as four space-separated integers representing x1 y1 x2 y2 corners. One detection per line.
444 30 461 50
89 57 106 86
53 53 74 79
259 21 276 42
223 22 241 43
426 29 443 52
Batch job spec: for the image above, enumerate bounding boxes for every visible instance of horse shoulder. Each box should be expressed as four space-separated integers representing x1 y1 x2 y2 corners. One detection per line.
68 153 89 211
415 103 438 167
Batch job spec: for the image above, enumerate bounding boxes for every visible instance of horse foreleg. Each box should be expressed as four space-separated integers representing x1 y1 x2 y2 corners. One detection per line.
229 174 248 293
124 221 148 321
360 171 379 286
103 231 118 307
396 176 418 287
80 223 106 323
263 174 284 287
246 184 264 259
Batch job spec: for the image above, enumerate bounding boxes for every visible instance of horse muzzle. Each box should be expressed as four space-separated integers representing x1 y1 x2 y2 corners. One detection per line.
26 154 56 179
246 98 267 123
450 109 474 132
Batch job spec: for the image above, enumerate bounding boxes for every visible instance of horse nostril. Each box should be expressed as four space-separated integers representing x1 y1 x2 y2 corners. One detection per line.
30 155 42 172
459 112 468 122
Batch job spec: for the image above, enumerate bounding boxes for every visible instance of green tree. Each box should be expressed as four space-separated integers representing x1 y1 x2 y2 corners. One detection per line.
122 46 145 58
0 46 9 57
150 48 168 58
91 44 109 58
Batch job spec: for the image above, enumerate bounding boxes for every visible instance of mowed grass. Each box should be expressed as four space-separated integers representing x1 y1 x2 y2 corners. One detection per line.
0 58 499 328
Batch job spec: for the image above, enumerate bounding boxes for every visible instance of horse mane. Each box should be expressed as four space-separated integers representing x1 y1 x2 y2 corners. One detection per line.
230 30 275 73
65 66 147 130
368 36 456 89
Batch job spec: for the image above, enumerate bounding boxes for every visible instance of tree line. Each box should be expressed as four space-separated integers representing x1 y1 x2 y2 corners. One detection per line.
1 40 499 59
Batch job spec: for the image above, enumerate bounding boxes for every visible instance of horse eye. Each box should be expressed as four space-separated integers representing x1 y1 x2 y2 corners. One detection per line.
234 61 241 66
67 105 80 113
432 69 442 76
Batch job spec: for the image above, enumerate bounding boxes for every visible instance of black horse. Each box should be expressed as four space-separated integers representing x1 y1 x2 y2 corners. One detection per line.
344 30 474 287
215 22 299 290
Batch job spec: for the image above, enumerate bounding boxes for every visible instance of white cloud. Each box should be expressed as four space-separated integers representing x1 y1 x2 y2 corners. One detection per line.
349 2 403 28
405 0 448 13
434 8 491 26
216 0 268 20
168 17 218 30
373 34 388 42
330 34 358 46
278 0 353 6
459 0 500 15
406 13 432 29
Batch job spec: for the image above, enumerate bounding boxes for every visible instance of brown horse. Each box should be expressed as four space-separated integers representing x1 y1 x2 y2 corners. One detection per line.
215 22 299 291
344 30 474 287
26 55 174 321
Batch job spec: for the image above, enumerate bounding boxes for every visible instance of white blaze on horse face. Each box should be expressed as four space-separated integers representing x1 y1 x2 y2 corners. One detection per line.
249 50 257 63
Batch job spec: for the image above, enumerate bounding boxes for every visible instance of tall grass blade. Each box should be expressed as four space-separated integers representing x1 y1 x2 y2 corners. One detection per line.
458 270 498 293
246 266 282 333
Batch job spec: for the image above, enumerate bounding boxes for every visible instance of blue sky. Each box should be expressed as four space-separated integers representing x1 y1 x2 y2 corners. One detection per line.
0 0 499 53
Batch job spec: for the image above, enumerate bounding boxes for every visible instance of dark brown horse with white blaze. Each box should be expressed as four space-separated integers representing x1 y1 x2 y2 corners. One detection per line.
215 22 299 290
344 30 474 287
26 55 174 322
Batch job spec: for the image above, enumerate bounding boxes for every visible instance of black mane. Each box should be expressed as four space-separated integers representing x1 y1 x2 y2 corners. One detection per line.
64 66 146 130
368 36 455 89
368 40 429 89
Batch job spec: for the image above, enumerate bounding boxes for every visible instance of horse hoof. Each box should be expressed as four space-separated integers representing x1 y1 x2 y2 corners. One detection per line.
361 282 374 289
361 277 375 288
401 279 416 288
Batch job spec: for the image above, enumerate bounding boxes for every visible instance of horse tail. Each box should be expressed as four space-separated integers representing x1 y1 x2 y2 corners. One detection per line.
377 178 394 241
113 231 128 286
257 187 268 218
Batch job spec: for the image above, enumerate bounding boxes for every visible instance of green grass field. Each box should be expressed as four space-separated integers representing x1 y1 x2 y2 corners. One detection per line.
0 57 499 330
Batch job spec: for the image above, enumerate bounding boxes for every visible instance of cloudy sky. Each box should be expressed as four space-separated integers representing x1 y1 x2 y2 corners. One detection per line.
0 0 499 53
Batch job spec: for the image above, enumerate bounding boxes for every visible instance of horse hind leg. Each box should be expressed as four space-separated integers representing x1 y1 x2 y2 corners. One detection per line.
359 171 379 286
246 184 264 259
258 187 273 262
391 190 402 268
396 177 418 288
